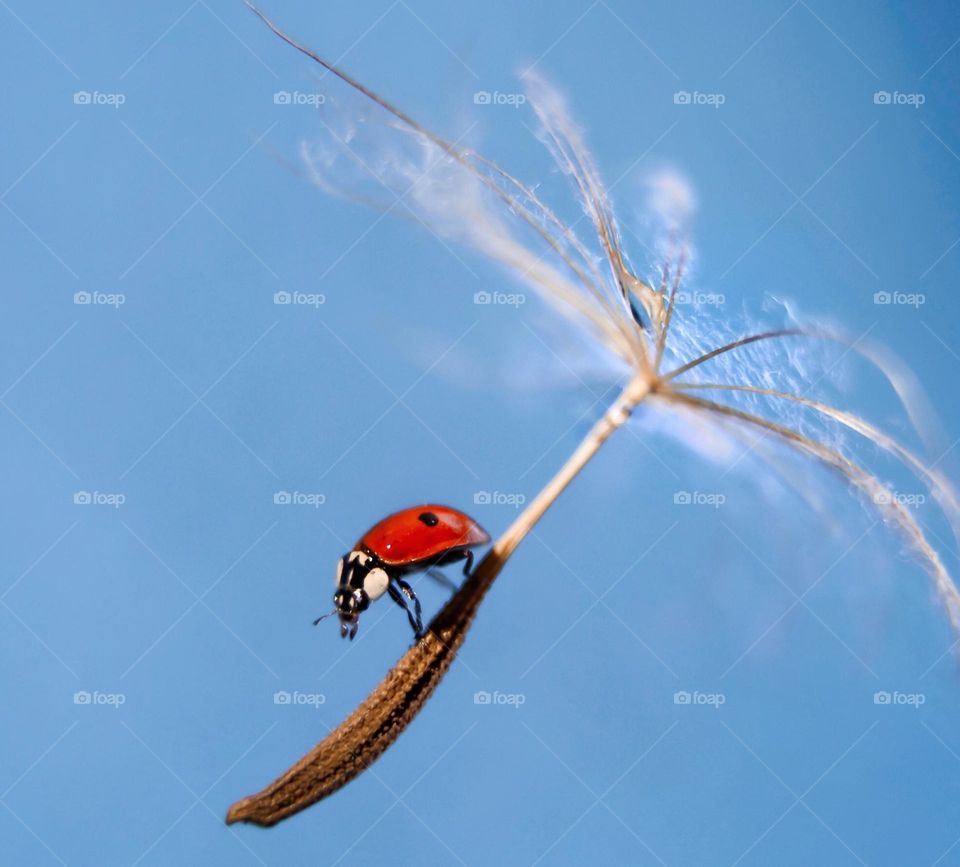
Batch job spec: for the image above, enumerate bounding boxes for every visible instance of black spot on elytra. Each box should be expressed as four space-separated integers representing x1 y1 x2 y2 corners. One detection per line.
418 511 439 527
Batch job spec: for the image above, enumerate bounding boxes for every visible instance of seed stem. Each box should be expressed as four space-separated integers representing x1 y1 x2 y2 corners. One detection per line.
226 376 650 826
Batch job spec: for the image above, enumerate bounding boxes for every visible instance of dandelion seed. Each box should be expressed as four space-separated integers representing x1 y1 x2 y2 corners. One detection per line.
228 3 960 826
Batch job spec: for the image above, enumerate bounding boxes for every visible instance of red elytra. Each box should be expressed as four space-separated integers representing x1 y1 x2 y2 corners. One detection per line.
358 504 490 567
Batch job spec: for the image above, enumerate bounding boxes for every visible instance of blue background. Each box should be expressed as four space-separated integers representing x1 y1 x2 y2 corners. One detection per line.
3 1 960 864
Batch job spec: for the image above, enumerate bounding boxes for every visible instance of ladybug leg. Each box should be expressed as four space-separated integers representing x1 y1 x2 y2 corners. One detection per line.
425 567 457 592
397 576 424 636
462 549 475 577
388 579 423 638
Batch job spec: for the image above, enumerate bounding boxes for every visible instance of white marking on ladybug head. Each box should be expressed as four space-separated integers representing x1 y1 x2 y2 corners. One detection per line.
362 567 389 602
335 556 345 585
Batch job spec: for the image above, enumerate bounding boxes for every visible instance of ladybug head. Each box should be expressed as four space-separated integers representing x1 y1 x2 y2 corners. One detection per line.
333 587 369 640
317 551 394 640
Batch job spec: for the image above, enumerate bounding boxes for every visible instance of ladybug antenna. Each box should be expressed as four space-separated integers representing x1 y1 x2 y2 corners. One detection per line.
312 609 337 627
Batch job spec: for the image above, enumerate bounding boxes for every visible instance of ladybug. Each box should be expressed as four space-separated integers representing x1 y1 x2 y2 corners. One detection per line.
315 505 490 640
